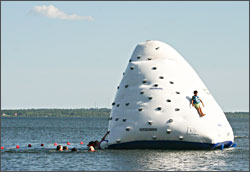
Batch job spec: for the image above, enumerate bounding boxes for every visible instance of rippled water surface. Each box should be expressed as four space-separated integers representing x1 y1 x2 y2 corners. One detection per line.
1 113 249 171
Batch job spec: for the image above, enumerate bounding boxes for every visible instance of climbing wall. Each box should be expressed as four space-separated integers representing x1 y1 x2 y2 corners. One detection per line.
105 40 234 149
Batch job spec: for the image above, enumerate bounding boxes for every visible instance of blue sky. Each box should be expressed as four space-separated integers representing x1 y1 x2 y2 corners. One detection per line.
1 1 249 112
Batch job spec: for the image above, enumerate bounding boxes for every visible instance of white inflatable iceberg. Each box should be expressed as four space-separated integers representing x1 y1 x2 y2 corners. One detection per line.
101 40 235 150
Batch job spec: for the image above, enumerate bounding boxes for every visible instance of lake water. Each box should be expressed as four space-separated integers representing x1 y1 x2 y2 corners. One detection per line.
1 113 249 171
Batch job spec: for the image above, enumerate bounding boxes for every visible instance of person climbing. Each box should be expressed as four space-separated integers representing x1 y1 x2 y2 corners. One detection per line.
97 130 110 149
87 131 110 149
191 90 206 117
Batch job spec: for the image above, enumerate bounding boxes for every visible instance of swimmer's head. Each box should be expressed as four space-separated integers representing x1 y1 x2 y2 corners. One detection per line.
63 146 68 150
87 141 95 147
71 147 77 152
88 146 95 152
56 145 63 151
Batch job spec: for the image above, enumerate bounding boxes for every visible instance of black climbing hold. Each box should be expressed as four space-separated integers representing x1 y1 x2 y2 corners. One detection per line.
108 117 113 120
148 121 153 125
166 129 171 134
156 107 162 111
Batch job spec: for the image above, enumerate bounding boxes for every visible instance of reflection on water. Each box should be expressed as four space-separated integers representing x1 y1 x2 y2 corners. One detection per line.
102 149 231 171
1 114 249 171
1 144 248 171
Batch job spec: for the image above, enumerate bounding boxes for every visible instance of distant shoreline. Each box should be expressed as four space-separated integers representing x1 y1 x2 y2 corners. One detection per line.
1 108 110 117
1 108 249 117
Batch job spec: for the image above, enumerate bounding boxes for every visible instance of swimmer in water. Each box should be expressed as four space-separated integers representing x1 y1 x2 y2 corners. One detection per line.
56 145 63 151
71 147 77 152
88 146 95 152
63 146 68 151
87 141 95 147
88 131 110 149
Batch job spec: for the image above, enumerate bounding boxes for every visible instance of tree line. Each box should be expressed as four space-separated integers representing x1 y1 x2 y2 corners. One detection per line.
1 108 111 117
